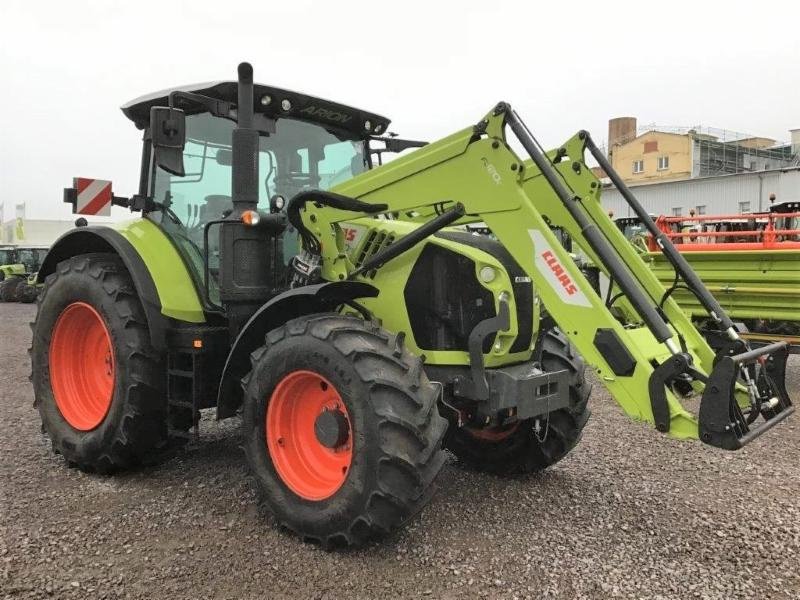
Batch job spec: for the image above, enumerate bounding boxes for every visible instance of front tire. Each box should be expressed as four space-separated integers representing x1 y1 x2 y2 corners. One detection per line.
446 328 591 475
31 253 170 473
242 314 448 547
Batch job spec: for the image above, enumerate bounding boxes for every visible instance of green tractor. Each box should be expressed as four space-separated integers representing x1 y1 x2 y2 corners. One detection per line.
613 202 800 353
31 63 793 547
0 246 47 303
0 246 16 278
0 245 24 301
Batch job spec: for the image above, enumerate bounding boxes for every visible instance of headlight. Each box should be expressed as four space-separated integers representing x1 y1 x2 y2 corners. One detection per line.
479 266 496 283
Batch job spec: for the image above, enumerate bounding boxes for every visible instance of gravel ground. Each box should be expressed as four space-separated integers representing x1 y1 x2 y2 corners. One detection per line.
2 302 799 599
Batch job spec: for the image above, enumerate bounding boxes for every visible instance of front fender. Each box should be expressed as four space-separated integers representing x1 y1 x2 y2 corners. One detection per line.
216 281 379 419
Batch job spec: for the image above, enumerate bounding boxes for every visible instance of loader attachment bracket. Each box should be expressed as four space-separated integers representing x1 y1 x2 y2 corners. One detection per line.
699 342 793 450
648 352 693 433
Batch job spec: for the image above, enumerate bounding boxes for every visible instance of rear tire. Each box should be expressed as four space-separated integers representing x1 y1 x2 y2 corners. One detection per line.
30 253 171 473
446 328 591 475
19 284 39 303
0 277 22 302
242 314 448 547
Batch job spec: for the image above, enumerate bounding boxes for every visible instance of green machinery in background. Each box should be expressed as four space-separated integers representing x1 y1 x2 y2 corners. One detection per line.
0 246 47 303
29 63 793 547
614 201 800 352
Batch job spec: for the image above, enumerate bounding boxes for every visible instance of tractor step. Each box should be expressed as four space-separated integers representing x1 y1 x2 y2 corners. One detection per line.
166 428 196 441
168 368 194 378
165 326 229 441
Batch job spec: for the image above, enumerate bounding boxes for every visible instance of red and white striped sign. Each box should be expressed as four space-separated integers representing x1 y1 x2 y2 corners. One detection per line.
74 178 112 216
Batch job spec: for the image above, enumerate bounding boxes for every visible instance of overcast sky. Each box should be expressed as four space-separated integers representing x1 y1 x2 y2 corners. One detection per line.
1 0 798 222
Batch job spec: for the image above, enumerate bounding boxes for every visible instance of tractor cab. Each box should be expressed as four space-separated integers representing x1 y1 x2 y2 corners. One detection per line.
614 216 644 239
16 247 48 273
770 200 800 241
0 246 16 267
120 81 391 303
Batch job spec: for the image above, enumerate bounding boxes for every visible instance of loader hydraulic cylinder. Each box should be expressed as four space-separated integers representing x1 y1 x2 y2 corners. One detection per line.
505 108 674 345
583 134 737 337
349 203 466 278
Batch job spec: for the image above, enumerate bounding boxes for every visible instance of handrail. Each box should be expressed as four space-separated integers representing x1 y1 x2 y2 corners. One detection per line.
658 211 800 223
661 229 800 238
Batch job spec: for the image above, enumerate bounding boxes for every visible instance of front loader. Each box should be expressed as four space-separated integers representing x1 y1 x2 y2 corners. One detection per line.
30 63 793 547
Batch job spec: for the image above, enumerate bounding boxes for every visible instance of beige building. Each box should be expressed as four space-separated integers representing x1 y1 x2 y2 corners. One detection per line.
607 117 798 185
611 129 692 184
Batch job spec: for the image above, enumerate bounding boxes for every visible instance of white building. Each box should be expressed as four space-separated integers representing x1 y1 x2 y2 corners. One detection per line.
1 218 75 246
601 166 800 218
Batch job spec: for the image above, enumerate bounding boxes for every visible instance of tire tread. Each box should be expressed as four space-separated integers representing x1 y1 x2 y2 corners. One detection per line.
243 313 448 548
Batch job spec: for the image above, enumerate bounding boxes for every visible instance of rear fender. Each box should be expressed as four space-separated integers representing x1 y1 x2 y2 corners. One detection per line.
37 224 202 350
216 281 379 419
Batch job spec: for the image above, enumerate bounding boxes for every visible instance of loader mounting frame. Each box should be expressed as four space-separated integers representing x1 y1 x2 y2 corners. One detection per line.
292 102 792 449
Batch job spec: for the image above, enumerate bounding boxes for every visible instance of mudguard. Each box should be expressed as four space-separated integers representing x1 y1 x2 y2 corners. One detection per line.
37 224 204 350
216 281 379 419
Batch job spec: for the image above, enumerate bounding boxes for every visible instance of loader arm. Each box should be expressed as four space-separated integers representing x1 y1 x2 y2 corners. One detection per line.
292 103 792 450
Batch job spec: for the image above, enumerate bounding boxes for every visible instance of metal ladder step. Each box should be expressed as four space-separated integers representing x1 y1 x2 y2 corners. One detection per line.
167 349 200 442
168 368 194 378
168 399 194 409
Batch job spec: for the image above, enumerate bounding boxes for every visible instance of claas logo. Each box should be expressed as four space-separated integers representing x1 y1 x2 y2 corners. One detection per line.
541 250 578 296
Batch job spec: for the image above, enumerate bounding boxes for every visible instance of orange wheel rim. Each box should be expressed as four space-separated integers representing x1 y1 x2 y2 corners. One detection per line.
49 302 115 431
266 370 353 501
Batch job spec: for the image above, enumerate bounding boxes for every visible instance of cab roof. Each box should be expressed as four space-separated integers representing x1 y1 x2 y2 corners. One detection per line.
770 200 799 212
121 81 390 139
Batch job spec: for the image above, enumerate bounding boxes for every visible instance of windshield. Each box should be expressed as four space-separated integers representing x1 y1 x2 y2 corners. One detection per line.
149 113 367 304
17 249 43 270
0 249 14 265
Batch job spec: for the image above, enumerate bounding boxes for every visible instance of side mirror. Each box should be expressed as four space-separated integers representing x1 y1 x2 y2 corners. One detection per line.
150 107 186 176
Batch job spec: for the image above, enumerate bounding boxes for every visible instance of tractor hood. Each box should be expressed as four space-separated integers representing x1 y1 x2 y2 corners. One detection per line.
121 81 390 139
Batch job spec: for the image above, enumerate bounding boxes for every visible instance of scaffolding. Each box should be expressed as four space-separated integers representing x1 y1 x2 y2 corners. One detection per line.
636 123 796 177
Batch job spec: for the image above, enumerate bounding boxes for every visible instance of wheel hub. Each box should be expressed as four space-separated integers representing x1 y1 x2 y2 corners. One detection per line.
266 370 353 501
314 408 349 449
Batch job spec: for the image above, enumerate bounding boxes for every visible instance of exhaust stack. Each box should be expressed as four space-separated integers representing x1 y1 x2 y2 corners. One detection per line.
219 62 274 339
231 62 259 214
